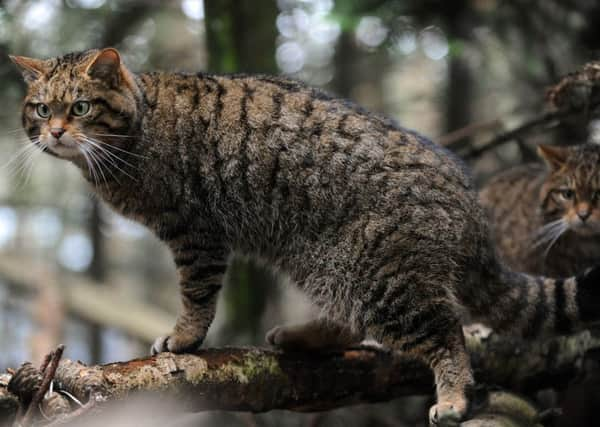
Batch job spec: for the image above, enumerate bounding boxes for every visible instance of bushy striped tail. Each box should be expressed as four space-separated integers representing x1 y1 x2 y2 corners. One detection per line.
481 266 600 338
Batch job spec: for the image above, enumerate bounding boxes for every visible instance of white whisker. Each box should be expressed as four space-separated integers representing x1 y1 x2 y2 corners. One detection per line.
80 146 99 187
531 218 568 257
86 134 148 159
3 139 45 190
76 137 124 184
22 143 46 187
2 128 28 136
4 141 40 175
86 145 112 186
80 137 139 182
90 132 138 138
81 136 137 167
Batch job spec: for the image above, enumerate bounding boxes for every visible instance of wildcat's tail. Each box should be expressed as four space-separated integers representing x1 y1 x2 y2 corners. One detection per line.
471 264 600 338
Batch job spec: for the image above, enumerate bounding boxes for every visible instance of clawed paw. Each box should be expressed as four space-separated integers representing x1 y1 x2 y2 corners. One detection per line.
265 325 288 348
265 325 312 351
429 401 464 427
150 333 203 355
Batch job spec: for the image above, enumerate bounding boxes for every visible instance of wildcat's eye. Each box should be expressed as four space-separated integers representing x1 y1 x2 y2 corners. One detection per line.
71 101 90 117
36 103 50 118
558 189 575 200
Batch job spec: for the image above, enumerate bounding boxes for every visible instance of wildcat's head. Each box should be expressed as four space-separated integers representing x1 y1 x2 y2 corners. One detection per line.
10 48 141 163
538 143 600 236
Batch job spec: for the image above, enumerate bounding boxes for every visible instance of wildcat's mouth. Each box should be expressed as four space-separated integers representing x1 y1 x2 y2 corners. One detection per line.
44 137 82 159
570 221 600 236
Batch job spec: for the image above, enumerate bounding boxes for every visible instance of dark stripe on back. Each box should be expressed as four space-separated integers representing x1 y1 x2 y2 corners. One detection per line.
238 83 253 199
554 279 573 333
523 278 547 338
576 266 600 323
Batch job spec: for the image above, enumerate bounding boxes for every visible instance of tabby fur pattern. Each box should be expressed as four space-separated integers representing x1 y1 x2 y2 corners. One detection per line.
10 48 600 426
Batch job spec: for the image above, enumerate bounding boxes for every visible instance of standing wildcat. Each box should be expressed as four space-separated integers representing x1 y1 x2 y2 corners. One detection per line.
480 143 600 277
10 48 600 426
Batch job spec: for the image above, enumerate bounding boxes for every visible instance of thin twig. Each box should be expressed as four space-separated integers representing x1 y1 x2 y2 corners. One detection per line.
20 345 65 427
447 91 600 160
438 119 502 147
39 353 53 375
459 109 571 159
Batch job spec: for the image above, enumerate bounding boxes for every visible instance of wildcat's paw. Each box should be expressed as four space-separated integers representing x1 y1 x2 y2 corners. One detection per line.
150 333 203 355
265 325 306 351
265 325 287 348
429 401 464 427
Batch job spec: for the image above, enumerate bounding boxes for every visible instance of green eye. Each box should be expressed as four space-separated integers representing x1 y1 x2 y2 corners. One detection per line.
559 189 575 200
71 101 90 116
36 103 50 118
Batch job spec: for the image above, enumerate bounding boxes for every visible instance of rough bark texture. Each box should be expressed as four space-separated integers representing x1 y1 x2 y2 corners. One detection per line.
1 329 598 426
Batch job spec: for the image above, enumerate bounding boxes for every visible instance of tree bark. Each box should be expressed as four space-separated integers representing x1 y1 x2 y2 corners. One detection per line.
1 329 598 425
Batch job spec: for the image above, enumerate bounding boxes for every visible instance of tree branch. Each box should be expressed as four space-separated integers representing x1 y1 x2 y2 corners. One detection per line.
1 329 598 425
445 59 600 158
451 108 575 159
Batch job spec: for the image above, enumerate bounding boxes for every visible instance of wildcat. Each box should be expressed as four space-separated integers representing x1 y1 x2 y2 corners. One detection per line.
480 143 600 277
9 48 600 427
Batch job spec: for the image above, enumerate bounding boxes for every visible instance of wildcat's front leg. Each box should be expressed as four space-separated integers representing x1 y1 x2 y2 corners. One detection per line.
151 249 227 354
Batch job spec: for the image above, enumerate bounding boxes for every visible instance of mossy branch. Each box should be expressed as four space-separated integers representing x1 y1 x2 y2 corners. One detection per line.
1 329 599 426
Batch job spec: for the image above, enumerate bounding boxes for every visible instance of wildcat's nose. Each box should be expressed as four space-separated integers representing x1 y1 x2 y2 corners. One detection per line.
577 210 591 221
50 128 65 139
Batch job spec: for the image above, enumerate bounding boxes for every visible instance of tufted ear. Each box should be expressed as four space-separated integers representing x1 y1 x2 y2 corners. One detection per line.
9 55 46 83
85 48 122 86
537 144 568 171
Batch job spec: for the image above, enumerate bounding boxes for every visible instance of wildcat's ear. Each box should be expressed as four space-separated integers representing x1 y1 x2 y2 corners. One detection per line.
9 55 46 83
537 144 568 170
85 48 122 86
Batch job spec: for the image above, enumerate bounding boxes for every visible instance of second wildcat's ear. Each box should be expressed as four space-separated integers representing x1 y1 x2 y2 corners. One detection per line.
9 55 46 83
537 144 568 170
85 48 122 86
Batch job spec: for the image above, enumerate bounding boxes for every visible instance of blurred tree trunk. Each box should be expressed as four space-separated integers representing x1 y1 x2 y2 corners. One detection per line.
205 0 278 73
331 13 387 113
30 271 64 366
442 0 473 151
204 1 280 344
332 32 356 98
86 200 105 364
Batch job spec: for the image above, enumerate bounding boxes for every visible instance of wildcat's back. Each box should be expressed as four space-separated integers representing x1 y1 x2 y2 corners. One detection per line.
10 49 600 427
137 71 487 296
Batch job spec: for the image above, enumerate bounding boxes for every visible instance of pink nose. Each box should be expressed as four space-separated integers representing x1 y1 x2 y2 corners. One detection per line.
50 128 65 139
578 210 591 221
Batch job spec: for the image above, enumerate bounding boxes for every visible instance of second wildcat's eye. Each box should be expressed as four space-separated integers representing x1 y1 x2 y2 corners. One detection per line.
36 103 50 118
71 101 90 116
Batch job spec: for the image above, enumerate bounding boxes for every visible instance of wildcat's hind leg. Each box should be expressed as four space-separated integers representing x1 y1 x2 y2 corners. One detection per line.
366 288 474 427
426 331 473 426
266 318 364 352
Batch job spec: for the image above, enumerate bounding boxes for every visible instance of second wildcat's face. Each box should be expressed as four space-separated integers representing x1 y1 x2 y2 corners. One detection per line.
539 144 600 236
10 48 139 162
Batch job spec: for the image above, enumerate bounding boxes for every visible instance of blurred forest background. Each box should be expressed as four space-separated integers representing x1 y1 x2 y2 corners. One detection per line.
1 0 599 426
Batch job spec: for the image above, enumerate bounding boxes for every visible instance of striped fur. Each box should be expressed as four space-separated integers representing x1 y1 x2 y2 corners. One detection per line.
11 48 600 426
